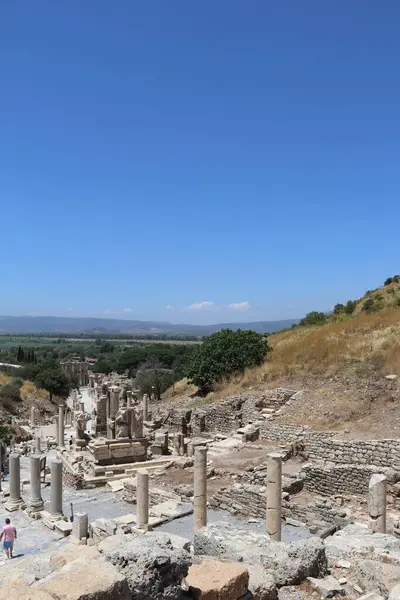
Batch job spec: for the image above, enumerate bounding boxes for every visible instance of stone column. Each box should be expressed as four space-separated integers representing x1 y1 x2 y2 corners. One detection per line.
174 433 184 456
35 436 41 453
0 444 2 493
50 460 63 517
369 473 387 533
72 512 88 541
28 454 44 512
30 406 36 428
142 394 149 422
54 415 59 440
58 405 65 446
266 453 282 541
137 469 149 527
187 441 194 457
79 401 85 413
126 390 132 408
194 446 207 530
6 453 24 511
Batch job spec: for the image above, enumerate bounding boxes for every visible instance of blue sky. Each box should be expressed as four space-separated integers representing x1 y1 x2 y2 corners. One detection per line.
1 1 399 325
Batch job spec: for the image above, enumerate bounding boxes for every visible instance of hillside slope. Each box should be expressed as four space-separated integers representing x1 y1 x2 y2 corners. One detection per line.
165 302 400 438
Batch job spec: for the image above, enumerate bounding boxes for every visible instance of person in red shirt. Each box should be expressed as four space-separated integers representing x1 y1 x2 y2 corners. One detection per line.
0 518 17 559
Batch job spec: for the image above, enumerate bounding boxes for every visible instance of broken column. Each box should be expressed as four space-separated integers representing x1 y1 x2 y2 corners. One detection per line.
30 406 36 428
35 436 41 453
72 512 88 542
58 404 65 446
6 453 25 511
28 454 44 512
142 393 149 421
369 473 387 533
50 459 63 518
174 432 184 456
137 469 149 527
194 446 207 530
266 452 282 541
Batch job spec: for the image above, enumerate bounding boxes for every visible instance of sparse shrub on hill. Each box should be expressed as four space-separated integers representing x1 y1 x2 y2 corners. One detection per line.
184 329 270 394
362 294 385 314
299 311 327 327
385 275 400 286
333 303 345 315
345 300 356 314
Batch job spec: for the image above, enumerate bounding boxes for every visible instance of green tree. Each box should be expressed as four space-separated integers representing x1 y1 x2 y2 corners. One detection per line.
134 359 174 400
333 304 345 315
299 311 327 327
345 300 356 314
34 365 71 402
184 329 270 395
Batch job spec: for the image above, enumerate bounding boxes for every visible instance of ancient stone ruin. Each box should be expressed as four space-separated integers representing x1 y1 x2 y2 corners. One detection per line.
2 383 400 600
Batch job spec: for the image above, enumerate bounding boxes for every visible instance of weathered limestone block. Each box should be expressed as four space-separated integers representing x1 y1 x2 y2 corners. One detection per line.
186 560 249 600
103 532 191 600
33 557 130 600
194 521 327 586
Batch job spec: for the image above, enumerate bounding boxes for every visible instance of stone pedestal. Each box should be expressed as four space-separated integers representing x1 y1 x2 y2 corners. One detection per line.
266 453 282 541
137 469 149 527
142 394 149 421
58 405 65 446
28 454 44 512
50 460 63 517
369 473 387 533
72 512 88 541
194 446 207 530
5 453 25 511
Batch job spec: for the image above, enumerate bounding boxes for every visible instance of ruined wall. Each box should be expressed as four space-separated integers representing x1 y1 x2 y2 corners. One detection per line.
302 463 391 496
306 439 400 470
210 483 349 526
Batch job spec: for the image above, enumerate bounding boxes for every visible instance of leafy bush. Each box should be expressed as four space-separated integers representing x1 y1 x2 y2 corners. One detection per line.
384 278 393 286
345 300 357 314
299 311 327 327
362 294 385 313
333 303 345 315
184 329 270 394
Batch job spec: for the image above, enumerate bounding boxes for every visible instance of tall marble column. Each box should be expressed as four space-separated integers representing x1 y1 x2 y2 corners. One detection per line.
28 454 44 512
142 394 149 421
30 406 36 428
5 453 25 511
50 460 63 517
194 446 207 530
58 405 65 446
266 453 282 541
137 469 149 527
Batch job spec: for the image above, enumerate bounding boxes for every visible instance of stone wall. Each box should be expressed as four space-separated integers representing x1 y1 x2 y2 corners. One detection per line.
305 438 400 470
210 483 349 527
302 463 392 496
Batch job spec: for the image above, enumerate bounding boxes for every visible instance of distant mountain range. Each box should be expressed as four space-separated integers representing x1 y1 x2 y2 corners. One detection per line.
0 315 298 336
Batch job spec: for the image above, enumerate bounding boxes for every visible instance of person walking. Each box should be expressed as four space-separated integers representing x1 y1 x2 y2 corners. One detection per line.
0 517 17 559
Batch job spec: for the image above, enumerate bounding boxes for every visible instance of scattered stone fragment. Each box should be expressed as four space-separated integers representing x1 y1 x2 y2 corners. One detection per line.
307 575 346 598
186 560 249 600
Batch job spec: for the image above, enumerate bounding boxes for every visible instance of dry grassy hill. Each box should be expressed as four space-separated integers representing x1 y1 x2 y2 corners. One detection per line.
164 278 400 438
0 372 54 421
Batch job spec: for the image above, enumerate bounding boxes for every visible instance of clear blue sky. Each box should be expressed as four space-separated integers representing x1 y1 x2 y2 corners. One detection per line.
1 1 399 325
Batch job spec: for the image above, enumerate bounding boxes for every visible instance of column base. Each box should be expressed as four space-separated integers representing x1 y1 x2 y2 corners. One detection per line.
26 499 44 515
5 498 26 512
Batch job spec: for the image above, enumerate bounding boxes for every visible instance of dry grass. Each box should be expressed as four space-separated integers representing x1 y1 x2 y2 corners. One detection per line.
205 307 400 400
